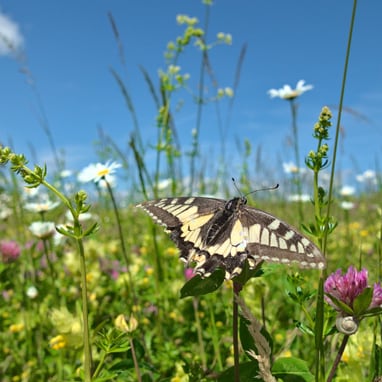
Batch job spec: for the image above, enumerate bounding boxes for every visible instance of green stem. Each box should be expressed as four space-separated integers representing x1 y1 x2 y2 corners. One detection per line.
104 178 137 304
289 99 304 221
41 238 57 287
326 335 349 382
233 281 242 382
193 297 207 370
315 276 326 382
323 0 357 257
92 349 106 379
301 303 315 330
130 338 142 382
77 237 93 381
208 300 223 370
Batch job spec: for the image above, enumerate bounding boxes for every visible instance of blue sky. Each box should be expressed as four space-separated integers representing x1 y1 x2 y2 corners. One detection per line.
1 1 381 189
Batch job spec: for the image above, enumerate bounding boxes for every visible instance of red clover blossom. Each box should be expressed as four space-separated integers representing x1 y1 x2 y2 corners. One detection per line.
324 266 368 309
324 266 382 334
324 266 382 335
0 240 21 263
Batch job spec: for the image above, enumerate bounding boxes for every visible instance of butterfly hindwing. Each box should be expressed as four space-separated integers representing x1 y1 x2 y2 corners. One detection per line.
239 206 325 270
137 196 326 279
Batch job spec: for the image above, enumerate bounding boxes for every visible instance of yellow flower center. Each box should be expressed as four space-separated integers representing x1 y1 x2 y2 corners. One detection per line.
97 169 110 177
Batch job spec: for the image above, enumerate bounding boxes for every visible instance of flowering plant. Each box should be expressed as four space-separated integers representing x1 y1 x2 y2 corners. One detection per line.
325 266 382 326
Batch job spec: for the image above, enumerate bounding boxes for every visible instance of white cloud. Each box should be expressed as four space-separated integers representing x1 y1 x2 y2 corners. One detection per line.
0 12 24 56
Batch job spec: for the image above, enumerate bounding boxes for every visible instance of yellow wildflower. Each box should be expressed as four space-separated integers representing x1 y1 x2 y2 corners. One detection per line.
114 314 138 333
49 334 67 350
9 323 24 333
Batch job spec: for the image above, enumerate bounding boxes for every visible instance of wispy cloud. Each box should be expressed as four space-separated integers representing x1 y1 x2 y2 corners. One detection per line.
0 11 24 56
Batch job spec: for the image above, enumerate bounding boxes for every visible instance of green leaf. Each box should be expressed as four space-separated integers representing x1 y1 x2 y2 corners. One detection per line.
217 361 260 382
294 320 314 336
83 222 101 237
325 293 354 316
361 307 382 318
272 357 314 382
353 287 373 316
372 343 382 379
180 269 225 298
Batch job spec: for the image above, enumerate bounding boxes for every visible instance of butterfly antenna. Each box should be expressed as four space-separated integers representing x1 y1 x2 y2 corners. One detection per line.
231 177 279 198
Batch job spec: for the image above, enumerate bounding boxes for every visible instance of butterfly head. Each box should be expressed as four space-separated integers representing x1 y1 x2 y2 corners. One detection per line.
224 196 247 213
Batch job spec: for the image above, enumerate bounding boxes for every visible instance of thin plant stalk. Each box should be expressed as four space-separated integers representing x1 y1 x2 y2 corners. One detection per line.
208 301 223 370
322 0 357 255
129 338 142 382
77 237 93 381
193 297 207 370
289 98 304 221
41 238 57 287
233 281 242 382
326 335 349 382
104 177 137 304
189 5 210 194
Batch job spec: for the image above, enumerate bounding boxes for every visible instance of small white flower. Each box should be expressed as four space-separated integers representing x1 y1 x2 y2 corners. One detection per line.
26 286 38 299
25 200 60 213
77 161 121 185
29 221 56 239
60 169 73 178
157 178 172 190
287 194 311 202
356 170 377 183
0 207 12 220
339 185 356 197
283 161 299 174
22 186 39 199
340 201 355 210
65 210 93 222
268 80 313 100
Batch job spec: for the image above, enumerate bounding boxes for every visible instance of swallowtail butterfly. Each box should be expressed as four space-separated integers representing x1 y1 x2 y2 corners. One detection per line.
137 194 326 280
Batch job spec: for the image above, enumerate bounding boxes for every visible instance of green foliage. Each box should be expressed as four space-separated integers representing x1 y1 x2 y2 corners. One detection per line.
180 269 225 298
272 357 315 382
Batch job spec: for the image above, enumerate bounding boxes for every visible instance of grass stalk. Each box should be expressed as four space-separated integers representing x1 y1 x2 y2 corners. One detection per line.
193 297 207 370
289 98 304 221
233 281 243 382
104 177 137 305
77 237 93 381
316 2 358 381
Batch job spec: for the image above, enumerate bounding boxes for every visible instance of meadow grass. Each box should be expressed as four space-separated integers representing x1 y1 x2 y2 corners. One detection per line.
1 1 382 381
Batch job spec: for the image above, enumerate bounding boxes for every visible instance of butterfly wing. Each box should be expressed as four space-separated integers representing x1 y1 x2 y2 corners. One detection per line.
137 197 245 278
137 197 326 279
239 205 326 270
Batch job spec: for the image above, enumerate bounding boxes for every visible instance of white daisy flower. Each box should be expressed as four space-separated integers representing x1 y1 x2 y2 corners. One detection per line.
77 161 121 186
283 161 299 174
287 193 311 202
268 80 313 100
356 170 377 184
340 201 355 210
29 221 56 239
24 200 60 213
339 185 356 196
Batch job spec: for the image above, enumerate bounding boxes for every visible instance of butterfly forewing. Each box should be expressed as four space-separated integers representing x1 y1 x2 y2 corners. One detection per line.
137 196 326 279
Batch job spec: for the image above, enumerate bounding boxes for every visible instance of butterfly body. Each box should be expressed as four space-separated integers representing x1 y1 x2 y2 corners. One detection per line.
137 196 326 279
